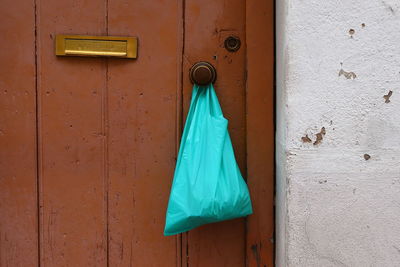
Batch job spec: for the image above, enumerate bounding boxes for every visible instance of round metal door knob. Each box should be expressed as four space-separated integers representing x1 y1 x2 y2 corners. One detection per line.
189 61 217 86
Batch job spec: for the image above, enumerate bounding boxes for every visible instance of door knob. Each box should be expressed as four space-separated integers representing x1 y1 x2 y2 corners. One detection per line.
189 61 217 86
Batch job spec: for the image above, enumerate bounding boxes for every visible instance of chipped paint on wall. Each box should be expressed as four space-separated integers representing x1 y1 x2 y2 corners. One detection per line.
339 66 357 80
301 127 326 146
384 90 393 103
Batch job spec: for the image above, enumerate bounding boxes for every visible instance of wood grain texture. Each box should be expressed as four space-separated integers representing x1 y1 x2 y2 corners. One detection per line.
37 0 108 265
246 0 275 266
0 0 38 266
107 0 181 266
183 1 247 266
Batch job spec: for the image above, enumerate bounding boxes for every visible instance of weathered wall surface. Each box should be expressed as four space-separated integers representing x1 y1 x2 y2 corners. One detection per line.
276 0 400 266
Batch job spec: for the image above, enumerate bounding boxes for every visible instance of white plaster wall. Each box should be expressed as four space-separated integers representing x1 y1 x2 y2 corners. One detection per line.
276 0 400 266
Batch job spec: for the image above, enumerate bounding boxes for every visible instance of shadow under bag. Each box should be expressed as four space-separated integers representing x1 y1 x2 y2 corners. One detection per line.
164 84 253 236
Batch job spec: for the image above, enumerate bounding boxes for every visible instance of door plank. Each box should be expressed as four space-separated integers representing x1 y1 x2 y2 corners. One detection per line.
246 0 275 266
183 1 247 266
0 1 38 266
37 0 108 265
107 1 181 266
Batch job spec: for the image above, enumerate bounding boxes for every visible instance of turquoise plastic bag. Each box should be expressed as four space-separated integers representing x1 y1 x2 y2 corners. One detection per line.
164 84 252 236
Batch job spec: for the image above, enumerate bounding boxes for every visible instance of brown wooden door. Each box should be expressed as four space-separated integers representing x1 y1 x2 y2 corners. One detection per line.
0 0 274 266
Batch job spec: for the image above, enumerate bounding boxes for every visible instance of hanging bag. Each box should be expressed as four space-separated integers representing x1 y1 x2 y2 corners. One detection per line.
164 84 252 236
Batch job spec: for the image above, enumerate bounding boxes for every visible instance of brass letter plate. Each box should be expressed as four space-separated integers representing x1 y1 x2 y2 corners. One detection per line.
56 35 137 58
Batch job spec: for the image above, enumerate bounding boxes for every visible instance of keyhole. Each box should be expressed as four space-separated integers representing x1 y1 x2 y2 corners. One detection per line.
224 36 241 52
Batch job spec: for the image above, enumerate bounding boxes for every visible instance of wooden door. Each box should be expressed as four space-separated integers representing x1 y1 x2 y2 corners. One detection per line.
0 0 274 266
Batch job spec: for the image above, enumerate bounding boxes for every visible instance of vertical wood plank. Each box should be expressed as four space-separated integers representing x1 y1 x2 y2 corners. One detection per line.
0 1 38 266
183 1 247 266
37 0 108 265
107 0 181 266
246 0 275 266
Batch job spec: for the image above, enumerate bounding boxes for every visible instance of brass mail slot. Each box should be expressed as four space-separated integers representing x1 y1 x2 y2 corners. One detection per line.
55 35 137 58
